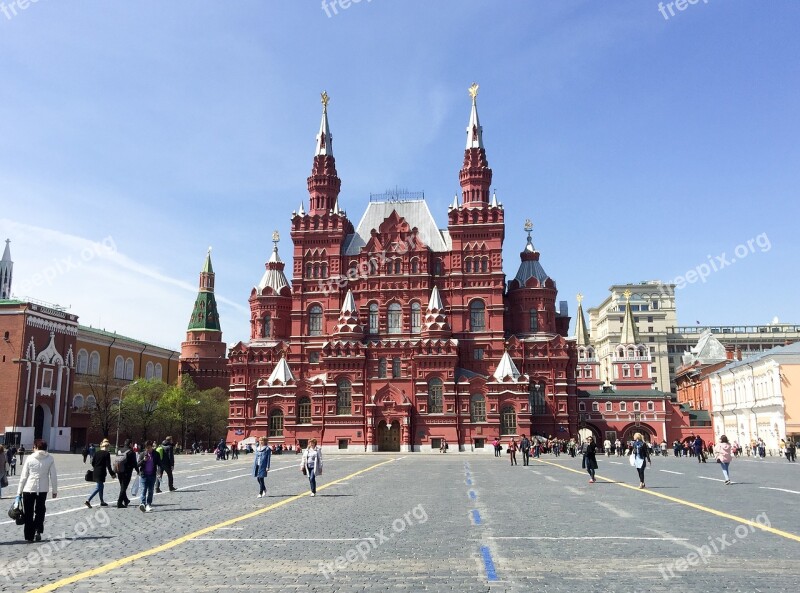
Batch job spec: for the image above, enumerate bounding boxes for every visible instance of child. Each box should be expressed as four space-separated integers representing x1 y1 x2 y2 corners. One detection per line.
10 455 16 476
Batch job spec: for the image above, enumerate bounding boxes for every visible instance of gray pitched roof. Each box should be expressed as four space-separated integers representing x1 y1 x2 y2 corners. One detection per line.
343 200 451 256
721 341 800 372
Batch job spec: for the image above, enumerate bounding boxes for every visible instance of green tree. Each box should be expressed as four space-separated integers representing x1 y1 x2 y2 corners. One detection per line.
160 377 201 451
120 378 169 444
190 387 228 450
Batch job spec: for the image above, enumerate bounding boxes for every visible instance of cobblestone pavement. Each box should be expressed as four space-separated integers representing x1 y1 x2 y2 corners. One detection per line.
1 451 798 592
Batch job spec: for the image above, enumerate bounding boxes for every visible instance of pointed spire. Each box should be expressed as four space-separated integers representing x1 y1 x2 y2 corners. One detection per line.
0 239 12 300
298 201 306 216
460 82 492 206
428 285 444 311
619 290 640 345
575 293 590 346
267 354 296 385
308 91 342 215
1 239 10 262
202 247 213 274
466 82 484 150
188 249 221 332
490 191 498 208
450 194 459 210
315 91 333 156
493 351 521 382
332 199 341 215
422 285 450 337
257 231 290 295
335 289 363 338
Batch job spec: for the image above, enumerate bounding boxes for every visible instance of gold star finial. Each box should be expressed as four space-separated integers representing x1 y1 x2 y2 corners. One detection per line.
623 289 632 301
577 293 583 305
468 82 479 102
272 230 280 245
321 91 330 109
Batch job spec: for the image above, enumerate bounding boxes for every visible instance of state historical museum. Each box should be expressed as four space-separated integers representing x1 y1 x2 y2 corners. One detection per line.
191 86 582 452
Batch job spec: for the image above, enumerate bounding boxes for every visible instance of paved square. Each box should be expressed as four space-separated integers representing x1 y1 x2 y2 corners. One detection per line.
1 451 798 592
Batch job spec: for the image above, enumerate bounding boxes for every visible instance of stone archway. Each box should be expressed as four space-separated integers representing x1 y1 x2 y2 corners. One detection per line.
33 404 52 441
377 420 400 452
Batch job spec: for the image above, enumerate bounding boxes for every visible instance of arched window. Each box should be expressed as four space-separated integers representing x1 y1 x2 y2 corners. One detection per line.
481 258 488 273
606 402 613 412
369 303 379 334
410 302 421 333
634 364 642 377
298 397 311 424
500 406 517 435
262 314 272 338
269 410 284 437
411 259 419 274
647 401 655 411
622 364 630 378
321 263 328 278
619 402 627 412
385 262 392 275
125 358 134 381
309 305 323 336
89 351 100 376
584 365 592 378
394 259 401 274
155 363 163 380
378 357 387 379
434 259 443 275
465 259 472 273
313 263 320 279
428 378 443 413
577 367 583 378
337 379 352 415
145 361 155 380
305 263 312 278
529 383 546 415
529 309 538 333
73 394 85 410
114 356 125 379
469 300 485 332
633 401 641 412
388 303 402 334
86 395 97 411
392 357 401 378
470 394 486 422
77 349 89 374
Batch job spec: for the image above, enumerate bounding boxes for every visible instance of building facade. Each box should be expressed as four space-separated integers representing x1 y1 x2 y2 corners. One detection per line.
225 88 580 453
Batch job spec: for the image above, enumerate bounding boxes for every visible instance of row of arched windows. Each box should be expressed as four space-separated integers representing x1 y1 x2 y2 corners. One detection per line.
76 350 162 380
305 262 329 279
464 257 489 273
72 394 97 411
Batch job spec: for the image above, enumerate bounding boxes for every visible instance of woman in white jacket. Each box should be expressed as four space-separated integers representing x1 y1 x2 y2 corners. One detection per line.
301 439 322 497
16 441 58 543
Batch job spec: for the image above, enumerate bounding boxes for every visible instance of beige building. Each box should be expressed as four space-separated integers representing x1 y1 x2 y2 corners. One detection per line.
709 341 800 452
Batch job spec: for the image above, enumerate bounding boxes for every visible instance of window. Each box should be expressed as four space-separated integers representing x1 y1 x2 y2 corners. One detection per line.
622 364 630 378
474 348 484 360
411 302 421 334
145 361 155 380
606 402 612 412
369 303 379 334
309 305 323 336
470 394 486 422
634 364 642 377
411 259 419 274
529 309 538 333
321 263 328 278
434 259 443 275
77 349 89 374
388 303 402 334
529 383 546 415
114 356 125 379
298 397 311 424
481 258 488 273
378 357 387 378
428 378 443 413
125 358 134 381
313 263 320 279
86 395 97 411
89 351 100 376
309 352 320 364
647 401 655 411
262 314 271 338
633 401 641 412
269 410 284 437
155 363 163 380
73 394 85 410
465 259 472 273
305 263 312 278
651 366 657 374
648 316 654 323
392 357 401 379
337 379 352 415
578 402 586 412
394 259 401 274
584 365 592 378
592 402 599 412
500 406 517 435
469 300 485 332
619 402 627 412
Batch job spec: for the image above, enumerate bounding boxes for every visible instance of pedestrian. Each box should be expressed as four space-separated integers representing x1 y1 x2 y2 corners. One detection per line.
631 433 651 489
301 438 323 497
18 444 26 465
155 436 177 493
115 439 139 508
137 441 159 512
0 445 8 499
693 436 706 463
786 440 797 462
508 438 518 466
88 443 96 462
582 436 598 483
604 438 611 457
253 437 272 498
15 440 58 543
520 435 531 466
9 455 16 476
715 435 734 485
615 439 622 457
757 438 766 459
81 445 89 464
492 438 501 457
85 439 116 508
232 441 239 460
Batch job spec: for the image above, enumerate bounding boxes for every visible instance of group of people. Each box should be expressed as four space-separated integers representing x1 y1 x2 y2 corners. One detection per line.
252 438 323 497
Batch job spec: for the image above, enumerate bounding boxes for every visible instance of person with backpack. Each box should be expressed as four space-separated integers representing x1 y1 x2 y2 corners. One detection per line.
85 439 116 508
137 441 159 512
115 439 139 508
155 436 176 493
715 435 734 485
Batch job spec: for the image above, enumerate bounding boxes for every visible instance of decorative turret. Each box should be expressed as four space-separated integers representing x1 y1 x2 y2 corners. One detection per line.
256 231 290 296
267 354 295 386
251 232 292 341
307 91 342 216
422 285 451 338
608 290 653 390
188 248 221 332
493 350 522 382
619 290 640 346
513 219 550 288
334 289 364 339
575 293 590 347
459 83 493 207
0 239 12 300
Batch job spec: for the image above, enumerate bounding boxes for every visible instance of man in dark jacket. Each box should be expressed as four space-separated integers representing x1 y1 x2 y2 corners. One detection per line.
520 435 531 466
116 439 139 508
156 436 176 493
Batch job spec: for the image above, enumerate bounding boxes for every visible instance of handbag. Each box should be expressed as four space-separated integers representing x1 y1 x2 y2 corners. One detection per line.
0 475 7 488
629 453 636 467
302 466 307 476
8 497 24 525
85 469 94 482
130 475 141 496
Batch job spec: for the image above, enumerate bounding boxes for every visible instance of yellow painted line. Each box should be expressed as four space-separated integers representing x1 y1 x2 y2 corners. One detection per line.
26 457 399 593
533 458 800 543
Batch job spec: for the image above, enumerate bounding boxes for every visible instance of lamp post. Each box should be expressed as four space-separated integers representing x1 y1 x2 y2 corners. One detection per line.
115 380 139 451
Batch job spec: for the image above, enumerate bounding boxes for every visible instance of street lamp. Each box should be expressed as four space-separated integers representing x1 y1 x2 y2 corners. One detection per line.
115 380 139 451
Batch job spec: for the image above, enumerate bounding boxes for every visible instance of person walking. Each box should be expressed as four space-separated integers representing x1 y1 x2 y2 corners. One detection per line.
0 445 8 499
15 441 57 543
508 438 518 466
81 445 89 464
492 438 501 457
786 440 797 462
116 439 139 508
18 445 26 466
582 436 599 483
137 441 159 512
631 433 651 489
301 438 323 497
520 435 531 466
693 436 706 463
85 439 116 508
603 438 611 457
715 435 734 485
155 436 177 493
757 438 766 459
253 437 272 498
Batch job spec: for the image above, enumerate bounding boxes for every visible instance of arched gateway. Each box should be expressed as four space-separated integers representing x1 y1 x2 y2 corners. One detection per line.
377 420 401 452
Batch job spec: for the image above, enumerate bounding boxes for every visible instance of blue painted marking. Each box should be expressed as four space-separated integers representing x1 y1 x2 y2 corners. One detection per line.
480 545 499 581
469 490 477 500
466 478 472 485
471 509 482 525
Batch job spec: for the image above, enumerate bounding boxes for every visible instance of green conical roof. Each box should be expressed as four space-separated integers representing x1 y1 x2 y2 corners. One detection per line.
202 249 214 274
188 291 221 332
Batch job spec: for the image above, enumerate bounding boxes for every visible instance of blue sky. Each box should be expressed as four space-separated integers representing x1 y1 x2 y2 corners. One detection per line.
1 1 798 349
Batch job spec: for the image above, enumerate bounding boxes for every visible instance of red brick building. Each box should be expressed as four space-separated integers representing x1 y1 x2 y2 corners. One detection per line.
220 87 580 452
